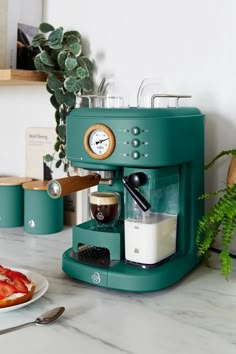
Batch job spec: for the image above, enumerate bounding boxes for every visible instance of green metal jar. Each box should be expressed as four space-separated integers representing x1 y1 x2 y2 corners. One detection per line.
23 180 63 234
0 177 32 227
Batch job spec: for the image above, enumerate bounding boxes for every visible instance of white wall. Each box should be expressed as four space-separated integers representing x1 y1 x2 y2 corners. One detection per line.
0 85 54 176
2 0 236 200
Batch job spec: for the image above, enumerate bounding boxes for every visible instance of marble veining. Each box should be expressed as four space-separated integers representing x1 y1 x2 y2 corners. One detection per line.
0 227 236 354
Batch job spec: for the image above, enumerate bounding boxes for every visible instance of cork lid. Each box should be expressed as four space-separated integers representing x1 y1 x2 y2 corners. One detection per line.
0 177 32 186
90 192 119 205
22 180 49 191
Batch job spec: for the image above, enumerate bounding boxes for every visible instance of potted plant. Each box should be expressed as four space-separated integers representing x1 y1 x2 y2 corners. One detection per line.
196 150 236 278
31 22 94 174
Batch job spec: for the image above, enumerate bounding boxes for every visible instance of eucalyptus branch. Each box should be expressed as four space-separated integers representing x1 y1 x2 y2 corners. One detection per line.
31 22 94 174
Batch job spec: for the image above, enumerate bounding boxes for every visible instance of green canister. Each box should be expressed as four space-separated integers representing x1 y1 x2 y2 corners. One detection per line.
0 177 32 227
23 180 63 234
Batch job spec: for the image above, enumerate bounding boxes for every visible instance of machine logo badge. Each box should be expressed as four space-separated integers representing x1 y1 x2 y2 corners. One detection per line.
28 219 35 228
91 272 101 284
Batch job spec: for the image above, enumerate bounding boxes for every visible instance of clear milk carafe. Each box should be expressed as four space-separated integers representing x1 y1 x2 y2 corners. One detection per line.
124 167 179 267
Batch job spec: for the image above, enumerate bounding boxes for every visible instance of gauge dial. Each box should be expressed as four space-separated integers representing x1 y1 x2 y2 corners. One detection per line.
84 124 116 160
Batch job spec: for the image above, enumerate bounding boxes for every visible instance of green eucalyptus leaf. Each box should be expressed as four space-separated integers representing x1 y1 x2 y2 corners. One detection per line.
31 33 46 47
58 50 68 70
78 56 94 72
64 77 82 92
64 92 76 108
54 140 61 152
50 49 61 62
76 66 89 78
46 83 54 94
55 159 62 168
54 88 64 104
64 162 70 173
65 55 78 71
44 154 54 162
79 77 94 92
65 68 79 78
55 109 60 124
40 64 55 74
50 94 60 109
59 151 66 159
34 55 54 74
32 33 46 41
47 73 63 91
34 53 45 71
64 30 81 40
58 125 66 141
66 35 82 56
48 27 63 49
39 23 55 33
40 50 55 66
49 42 63 50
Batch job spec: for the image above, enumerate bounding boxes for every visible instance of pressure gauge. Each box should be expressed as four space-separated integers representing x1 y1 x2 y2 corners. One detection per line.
84 124 116 160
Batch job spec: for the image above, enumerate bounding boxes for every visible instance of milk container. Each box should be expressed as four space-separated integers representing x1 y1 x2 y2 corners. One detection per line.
124 167 179 267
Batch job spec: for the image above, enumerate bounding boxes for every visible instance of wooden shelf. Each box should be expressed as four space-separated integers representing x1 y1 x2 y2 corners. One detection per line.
0 69 46 85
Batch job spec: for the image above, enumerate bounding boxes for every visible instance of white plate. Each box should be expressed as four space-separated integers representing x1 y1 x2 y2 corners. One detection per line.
0 268 49 314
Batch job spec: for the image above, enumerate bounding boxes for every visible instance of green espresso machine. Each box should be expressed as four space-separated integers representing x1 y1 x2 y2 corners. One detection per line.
48 106 204 292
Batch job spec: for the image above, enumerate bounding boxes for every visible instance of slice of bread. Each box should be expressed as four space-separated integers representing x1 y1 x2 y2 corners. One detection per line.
0 265 35 308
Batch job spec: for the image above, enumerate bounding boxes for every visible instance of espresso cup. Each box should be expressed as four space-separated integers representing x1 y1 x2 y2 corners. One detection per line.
89 192 120 228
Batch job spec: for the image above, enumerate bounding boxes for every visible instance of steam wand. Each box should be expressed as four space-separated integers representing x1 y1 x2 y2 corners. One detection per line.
122 173 151 212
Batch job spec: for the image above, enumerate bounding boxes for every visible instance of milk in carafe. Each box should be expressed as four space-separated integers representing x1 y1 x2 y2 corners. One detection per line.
125 213 177 265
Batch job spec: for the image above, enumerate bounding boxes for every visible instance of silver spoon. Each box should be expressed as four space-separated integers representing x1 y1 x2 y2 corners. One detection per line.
0 306 65 335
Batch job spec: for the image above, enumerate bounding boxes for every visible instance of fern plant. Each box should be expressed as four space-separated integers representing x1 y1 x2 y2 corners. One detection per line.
196 149 236 278
31 22 94 174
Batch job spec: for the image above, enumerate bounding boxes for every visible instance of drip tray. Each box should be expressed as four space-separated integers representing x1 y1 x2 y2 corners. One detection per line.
71 246 111 268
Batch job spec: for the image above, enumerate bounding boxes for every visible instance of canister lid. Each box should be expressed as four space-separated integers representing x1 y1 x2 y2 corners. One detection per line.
22 180 49 191
0 177 32 186
90 192 119 205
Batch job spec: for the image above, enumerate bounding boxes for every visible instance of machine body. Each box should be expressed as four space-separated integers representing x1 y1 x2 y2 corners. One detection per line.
60 107 204 292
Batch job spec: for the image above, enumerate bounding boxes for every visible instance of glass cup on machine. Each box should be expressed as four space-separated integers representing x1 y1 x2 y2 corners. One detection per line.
99 79 129 108
75 94 102 108
89 192 120 229
137 78 169 108
76 79 129 108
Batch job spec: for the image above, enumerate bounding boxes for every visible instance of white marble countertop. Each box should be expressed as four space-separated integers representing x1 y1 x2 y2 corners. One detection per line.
0 227 236 354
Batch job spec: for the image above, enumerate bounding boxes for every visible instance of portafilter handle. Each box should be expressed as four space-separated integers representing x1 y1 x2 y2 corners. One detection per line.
47 174 101 199
122 173 151 212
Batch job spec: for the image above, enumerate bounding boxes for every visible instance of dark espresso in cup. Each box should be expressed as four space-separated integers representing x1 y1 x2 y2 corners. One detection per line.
90 192 120 226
